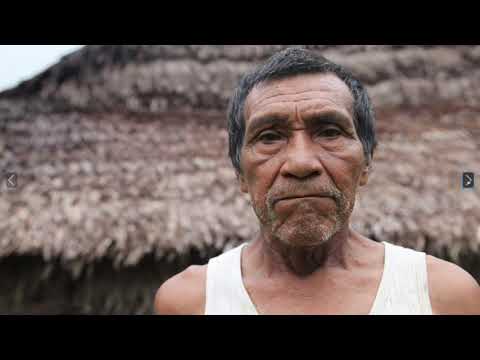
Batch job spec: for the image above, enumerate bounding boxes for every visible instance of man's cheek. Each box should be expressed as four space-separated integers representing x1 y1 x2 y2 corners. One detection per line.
249 187 269 220
328 162 361 193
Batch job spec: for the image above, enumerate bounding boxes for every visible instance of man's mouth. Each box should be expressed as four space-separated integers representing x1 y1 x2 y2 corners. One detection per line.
273 194 333 205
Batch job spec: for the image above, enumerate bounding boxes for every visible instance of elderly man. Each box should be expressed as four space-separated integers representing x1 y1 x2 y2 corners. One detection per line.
155 47 480 315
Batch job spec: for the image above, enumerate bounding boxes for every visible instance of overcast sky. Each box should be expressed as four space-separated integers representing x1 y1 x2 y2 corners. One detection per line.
0 45 84 92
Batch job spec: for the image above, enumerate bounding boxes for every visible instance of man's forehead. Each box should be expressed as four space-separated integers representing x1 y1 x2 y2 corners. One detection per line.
244 73 354 120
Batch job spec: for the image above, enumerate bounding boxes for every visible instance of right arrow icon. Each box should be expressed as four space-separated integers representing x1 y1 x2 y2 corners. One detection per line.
462 172 474 189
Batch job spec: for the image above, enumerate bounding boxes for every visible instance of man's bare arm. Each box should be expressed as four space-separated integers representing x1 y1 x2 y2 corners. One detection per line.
154 265 206 315
427 255 480 314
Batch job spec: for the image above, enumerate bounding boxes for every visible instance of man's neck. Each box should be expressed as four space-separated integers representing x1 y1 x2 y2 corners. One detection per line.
247 225 361 278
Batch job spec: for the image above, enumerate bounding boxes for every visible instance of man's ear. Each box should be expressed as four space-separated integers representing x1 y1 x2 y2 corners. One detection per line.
359 163 370 187
238 172 249 194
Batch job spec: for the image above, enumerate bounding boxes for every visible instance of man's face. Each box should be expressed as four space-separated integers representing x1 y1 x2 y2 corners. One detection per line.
239 73 369 248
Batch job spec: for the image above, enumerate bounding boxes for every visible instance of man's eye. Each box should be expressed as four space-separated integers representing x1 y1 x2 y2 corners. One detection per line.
257 131 283 143
318 128 342 138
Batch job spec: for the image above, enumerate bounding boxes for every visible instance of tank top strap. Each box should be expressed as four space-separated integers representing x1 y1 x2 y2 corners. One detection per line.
369 241 433 315
205 243 258 315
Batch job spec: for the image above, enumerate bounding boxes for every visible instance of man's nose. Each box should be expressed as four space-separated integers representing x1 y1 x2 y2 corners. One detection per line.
280 132 323 180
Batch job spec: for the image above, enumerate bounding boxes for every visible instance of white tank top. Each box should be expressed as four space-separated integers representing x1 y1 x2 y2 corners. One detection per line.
205 241 433 315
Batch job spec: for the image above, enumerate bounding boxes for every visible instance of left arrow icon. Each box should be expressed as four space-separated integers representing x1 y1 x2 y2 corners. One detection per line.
6 173 17 188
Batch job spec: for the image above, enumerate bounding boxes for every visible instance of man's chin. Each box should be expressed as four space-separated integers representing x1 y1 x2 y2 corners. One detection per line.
272 223 337 248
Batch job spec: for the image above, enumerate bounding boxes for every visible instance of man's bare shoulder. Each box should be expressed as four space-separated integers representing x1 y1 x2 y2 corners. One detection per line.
154 264 207 315
426 255 480 314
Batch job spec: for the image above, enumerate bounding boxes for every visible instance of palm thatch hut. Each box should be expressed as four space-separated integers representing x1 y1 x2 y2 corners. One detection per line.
0 45 479 314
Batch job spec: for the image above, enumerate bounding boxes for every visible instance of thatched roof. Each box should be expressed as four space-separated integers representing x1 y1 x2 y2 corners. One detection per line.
0 45 479 275
0 110 256 273
3 45 480 113
352 107 480 260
